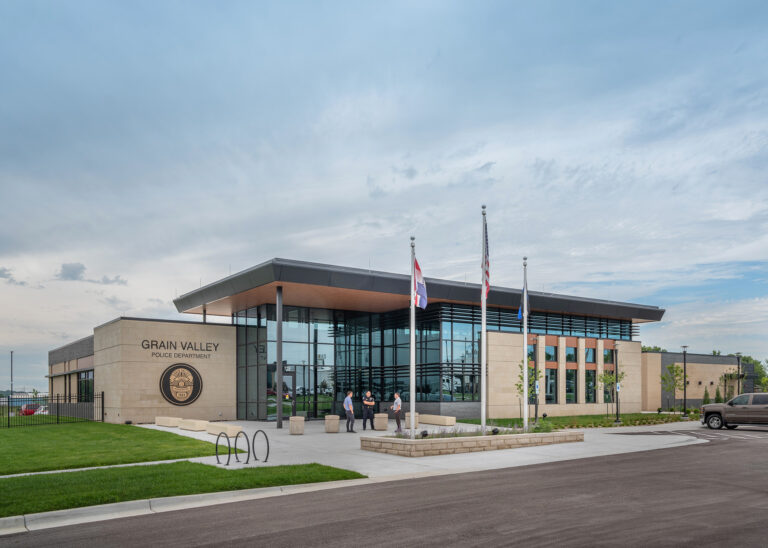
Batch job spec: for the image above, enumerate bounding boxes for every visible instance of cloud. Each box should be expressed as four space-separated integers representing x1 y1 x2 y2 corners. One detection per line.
55 263 127 285
0 267 27 286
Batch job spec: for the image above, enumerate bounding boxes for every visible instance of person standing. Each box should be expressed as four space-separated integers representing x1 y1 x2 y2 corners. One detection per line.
390 392 402 433
343 390 355 433
362 390 375 430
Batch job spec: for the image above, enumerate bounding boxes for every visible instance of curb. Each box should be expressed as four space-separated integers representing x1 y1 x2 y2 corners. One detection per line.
0 476 388 536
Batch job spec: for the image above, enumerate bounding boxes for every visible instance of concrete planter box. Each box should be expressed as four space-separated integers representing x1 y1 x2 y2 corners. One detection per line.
373 413 388 431
360 431 583 457
324 415 340 433
289 416 305 435
404 412 418 428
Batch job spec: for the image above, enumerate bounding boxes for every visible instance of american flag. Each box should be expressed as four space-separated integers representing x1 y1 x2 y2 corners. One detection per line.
482 215 490 299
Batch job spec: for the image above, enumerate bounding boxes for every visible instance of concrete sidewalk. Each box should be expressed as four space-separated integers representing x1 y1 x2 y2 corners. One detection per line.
142 418 707 477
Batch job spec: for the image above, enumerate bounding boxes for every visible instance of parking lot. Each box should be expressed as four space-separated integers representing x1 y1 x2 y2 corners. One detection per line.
617 425 768 442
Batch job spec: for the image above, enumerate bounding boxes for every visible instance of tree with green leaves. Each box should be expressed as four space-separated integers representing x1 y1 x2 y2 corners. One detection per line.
642 345 667 352
712 350 721 356
702 386 711 405
661 364 686 413
598 370 625 416
715 386 723 403
515 360 543 423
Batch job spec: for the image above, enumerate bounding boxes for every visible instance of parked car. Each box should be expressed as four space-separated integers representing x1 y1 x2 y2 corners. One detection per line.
34 405 49 415
18 403 40 416
701 393 768 429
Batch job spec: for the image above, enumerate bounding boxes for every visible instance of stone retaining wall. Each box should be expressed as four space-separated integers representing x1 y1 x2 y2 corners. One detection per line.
360 431 583 457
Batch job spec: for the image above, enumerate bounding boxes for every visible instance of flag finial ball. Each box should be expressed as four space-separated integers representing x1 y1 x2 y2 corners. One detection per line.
482 204 486 209
410 236 415 241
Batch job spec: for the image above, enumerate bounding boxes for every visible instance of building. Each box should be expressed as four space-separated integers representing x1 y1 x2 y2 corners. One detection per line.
641 351 754 411
48 258 664 424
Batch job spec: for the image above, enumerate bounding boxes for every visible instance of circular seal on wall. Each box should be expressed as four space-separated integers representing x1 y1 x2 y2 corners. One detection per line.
159 364 202 406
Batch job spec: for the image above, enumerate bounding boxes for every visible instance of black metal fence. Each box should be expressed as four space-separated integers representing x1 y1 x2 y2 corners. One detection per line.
1 393 104 428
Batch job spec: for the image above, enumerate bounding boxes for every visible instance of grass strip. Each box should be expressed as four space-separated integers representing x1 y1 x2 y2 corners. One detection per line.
460 412 696 429
0 422 219 475
0 461 365 518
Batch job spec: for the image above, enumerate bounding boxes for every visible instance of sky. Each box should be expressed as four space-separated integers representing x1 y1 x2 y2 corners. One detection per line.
1 1 767 391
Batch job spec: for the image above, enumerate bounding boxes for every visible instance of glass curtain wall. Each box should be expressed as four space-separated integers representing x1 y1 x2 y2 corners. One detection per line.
236 302 634 420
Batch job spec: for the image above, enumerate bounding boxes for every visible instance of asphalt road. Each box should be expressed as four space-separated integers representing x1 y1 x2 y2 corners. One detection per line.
4 427 768 547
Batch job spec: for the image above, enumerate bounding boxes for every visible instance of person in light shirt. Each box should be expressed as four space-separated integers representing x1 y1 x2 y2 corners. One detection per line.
343 390 355 433
390 392 402 433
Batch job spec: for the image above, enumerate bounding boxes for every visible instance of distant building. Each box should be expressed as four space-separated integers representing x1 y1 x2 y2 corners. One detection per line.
641 351 753 410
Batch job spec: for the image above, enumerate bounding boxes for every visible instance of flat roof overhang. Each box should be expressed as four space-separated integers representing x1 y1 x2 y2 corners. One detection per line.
173 258 665 323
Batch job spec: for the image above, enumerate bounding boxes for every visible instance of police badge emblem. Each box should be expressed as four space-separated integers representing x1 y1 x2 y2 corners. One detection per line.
160 364 202 405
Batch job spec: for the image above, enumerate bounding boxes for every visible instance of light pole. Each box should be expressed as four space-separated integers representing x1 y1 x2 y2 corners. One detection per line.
736 352 742 395
10 351 13 398
614 346 621 424
681 345 688 418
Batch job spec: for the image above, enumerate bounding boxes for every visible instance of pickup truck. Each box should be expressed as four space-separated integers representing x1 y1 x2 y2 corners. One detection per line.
701 393 768 429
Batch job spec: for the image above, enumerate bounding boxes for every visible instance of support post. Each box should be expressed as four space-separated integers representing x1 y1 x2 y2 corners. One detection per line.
614 347 621 424
409 237 416 439
736 352 742 395
276 286 284 429
682 346 688 418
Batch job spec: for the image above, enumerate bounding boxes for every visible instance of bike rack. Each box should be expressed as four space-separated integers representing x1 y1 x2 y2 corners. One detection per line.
252 429 270 463
215 432 231 466
233 431 250 464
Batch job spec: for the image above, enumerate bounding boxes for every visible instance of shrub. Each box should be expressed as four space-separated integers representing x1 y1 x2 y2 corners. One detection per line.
715 387 723 403
657 407 662 414
702 387 711 405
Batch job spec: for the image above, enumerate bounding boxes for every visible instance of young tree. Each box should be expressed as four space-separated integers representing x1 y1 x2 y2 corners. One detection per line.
515 360 543 424
660 364 686 413
702 387 711 405
598 370 626 416
715 386 723 403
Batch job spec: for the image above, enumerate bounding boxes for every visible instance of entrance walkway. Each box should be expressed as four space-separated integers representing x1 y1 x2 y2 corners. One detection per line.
139 419 707 478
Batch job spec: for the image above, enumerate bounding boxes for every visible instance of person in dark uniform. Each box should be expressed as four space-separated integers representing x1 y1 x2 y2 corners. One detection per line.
362 390 375 430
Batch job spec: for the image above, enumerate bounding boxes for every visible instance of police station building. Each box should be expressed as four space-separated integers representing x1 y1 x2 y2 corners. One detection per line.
47 258 665 424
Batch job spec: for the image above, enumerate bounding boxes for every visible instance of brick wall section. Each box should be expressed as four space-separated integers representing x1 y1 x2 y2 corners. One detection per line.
360 431 583 457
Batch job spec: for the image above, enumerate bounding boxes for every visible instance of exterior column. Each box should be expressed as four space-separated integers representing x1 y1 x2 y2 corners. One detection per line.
276 286 283 429
536 335 546 407
557 338 566 407
576 338 585 404
596 340 605 405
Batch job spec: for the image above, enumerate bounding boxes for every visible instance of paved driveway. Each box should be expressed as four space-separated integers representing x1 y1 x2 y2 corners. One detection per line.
4 422 767 547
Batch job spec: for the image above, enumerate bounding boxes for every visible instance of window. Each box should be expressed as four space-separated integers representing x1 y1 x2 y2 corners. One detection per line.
77 371 94 402
565 347 577 362
603 349 614 364
566 370 577 403
585 370 596 403
585 348 596 363
545 369 557 404
545 345 557 362
527 344 536 363
731 395 749 405
752 394 768 405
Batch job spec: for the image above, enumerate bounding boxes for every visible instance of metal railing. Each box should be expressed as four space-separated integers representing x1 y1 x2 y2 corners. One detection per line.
1 393 104 428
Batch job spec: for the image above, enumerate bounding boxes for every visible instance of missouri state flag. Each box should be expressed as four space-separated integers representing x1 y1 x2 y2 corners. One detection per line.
414 258 428 309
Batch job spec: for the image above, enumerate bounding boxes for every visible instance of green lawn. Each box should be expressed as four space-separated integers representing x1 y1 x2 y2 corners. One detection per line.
460 412 698 429
0 461 365 517
0 422 219 475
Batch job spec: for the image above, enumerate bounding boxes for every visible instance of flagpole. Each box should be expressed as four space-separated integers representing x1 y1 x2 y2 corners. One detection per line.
480 206 487 431
410 236 417 440
522 257 529 432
